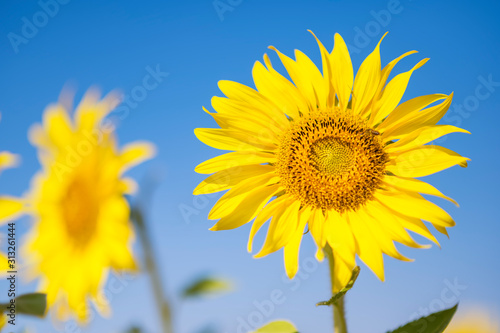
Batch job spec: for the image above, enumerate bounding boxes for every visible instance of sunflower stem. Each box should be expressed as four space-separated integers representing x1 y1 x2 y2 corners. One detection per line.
326 246 348 333
333 298 348 333
133 208 174 333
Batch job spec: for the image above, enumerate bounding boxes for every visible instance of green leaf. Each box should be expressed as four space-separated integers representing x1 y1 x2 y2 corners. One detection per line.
182 276 233 299
387 303 458 333
16 293 47 317
251 320 298 333
125 326 142 333
0 293 47 317
316 266 360 306
124 326 143 333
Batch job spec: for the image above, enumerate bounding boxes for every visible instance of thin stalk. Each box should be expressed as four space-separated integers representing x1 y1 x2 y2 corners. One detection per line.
326 246 348 333
133 208 173 333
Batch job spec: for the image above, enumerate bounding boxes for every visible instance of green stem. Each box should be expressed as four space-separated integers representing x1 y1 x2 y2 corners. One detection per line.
333 298 347 333
326 246 348 333
133 209 174 333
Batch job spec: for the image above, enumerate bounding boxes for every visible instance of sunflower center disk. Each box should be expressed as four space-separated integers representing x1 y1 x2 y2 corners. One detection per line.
309 138 354 176
276 111 387 213
61 176 100 246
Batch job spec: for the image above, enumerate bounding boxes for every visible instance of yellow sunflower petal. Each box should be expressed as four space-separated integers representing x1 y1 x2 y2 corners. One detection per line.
119 177 138 194
208 173 278 219
211 95 288 130
0 196 23 223
217 80 289 126
91 292 111 318
364 201 429 249
387 145 469 178
263 53 312 117
0 252 9 272
362 209 412 262
194 164 274 195
0 152 19 170
308 30 335 108
347 209 385 281
210 184 281 231
253 60 303 119
195 151 275 174
268 46 317 113
207 101 282 142
119 141 156 174
208 111 280 145
43 105 74 148
294 49 328 108
254 199 301 258
376 191 455 228
324 209 356 266
384 176 458 206
194 128 277 152
28 123 51 148
385 125 470 153
352 32 386 116
283 207 310 278
309 209 327 261
330 33 353 111
283 232 303 279
382 93 454 140
399 216 440 246
74 90 120 132
378 94 447 133
375 50 418 99
247 194 288 252
362 50 418 120
268 45 327 111
434 225 449 237
369 58 429 127
327 248 356 293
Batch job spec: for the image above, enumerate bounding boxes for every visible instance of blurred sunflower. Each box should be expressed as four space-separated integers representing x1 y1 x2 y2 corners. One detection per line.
446 309 500 333
0 314 5 332
194 32 469 291
0 151 23 273
23 89 155 321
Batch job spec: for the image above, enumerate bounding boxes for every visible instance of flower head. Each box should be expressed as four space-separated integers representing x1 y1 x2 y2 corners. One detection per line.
24 88 155 321
194 32 469 291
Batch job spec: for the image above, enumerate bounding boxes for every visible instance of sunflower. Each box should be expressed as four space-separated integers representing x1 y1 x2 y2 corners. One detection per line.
194 32 469 291
0 151 23 273
445 309 500 333
23 89 155 321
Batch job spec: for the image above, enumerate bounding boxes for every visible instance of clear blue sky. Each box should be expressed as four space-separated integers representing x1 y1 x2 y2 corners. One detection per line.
1 0 499 332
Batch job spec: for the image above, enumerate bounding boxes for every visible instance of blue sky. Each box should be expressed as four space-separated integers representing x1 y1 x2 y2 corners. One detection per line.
1 0 499 332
